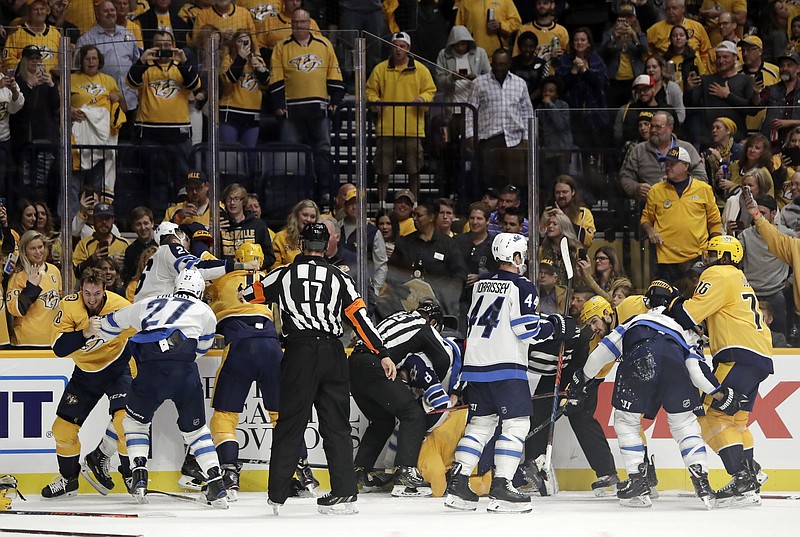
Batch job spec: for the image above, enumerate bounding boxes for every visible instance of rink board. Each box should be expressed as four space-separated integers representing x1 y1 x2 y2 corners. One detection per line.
1 350 799 494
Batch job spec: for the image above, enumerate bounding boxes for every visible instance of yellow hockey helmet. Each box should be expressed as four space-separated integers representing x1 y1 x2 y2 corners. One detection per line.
235 242 264 265
705 235 743 264
580 295 613 324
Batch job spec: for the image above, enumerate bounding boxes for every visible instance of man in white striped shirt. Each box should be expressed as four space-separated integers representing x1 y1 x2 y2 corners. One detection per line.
466 48 534 189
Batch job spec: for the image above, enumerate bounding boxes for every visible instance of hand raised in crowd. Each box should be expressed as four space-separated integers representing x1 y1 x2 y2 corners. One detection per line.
26 263 44 287
80 191 98 215
92 243 109 261
753 76 765 95
551 45 564 58
685 71 701 89
38 70 54 87
0 74 15 89
172 48 187 64
236 38 252 59
180 203 199 219
487 20 500 33
576 258 592 278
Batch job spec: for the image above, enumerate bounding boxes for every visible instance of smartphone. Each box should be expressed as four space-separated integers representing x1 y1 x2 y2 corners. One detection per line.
0 197 5 208
36 63 46 74
458 68 468 76
784 146 800 166
742 185 754 207
241 37 251 48
4 69 13 79
157 48 173 59
98 239 109 250
578 249 588 261
755 71 764 84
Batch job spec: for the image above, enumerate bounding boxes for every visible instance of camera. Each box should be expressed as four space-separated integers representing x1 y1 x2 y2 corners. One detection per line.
157 49 173 59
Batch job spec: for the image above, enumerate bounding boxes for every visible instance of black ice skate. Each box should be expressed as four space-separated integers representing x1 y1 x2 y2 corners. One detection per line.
130 458 149 504
355 466 392 493
178 453 206 491
714 462 761 509
296 458 319 497
487 477 533 514
688 464 714 509
316 493 358 515
221 463 241 502
391 466 432 497
81 448 114 495
444 463 478 511
41 475 79 499
617 463 652 508
203 467 229 509
591 474 621 498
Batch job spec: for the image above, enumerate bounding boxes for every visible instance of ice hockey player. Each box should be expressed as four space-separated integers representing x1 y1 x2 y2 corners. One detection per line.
99 269 228 508
444 233 576 513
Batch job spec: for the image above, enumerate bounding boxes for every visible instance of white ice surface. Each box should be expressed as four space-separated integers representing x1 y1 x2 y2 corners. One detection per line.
0 491 797 537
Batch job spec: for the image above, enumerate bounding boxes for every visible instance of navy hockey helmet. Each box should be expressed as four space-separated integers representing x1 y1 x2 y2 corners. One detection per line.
301 222 330 252
644 279 681 310
416 298 444 331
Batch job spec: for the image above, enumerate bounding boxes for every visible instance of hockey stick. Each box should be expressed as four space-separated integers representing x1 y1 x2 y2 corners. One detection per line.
0 510 174 519
531 391 566 401
145 489 213 507
0 529 143 537
677 492 800 500
525 407 565 441
237 458 328 469
543 236 574 489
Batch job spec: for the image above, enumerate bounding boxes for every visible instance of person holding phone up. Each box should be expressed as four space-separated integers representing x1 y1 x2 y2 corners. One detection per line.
71 203 130 278
220 30 269 148
752 48 800 154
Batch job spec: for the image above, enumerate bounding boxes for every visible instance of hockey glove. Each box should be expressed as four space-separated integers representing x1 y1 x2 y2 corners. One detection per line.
562 370 588 416
710 387 749 416
547 314 577 342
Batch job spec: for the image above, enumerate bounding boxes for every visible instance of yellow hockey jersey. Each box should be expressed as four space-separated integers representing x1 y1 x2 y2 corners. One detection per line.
192 5 256 37
70 71 121 110
52 291 132 372
7 264 62 347
207 270 273 323
2 24 62 73
221 55 269 117
72 235 131 272
679 264 772 359
128 60 200 135
256 12 320 50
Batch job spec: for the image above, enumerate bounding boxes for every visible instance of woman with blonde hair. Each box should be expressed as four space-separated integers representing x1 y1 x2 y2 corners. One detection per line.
271 199 320 269
220 29 269 148
539 211 581 287
7 230 62 347
609 277 634 308
577 245 627 300
721 169 774 235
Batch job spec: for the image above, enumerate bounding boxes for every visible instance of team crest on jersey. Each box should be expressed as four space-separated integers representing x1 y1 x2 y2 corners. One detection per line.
240 72 258 91
38 47 54 61
663 200 672 208
80 83 106 96
65 393 78 405
39 289 60 310
250 4 275 21
149 79 182 99
290 53 323 73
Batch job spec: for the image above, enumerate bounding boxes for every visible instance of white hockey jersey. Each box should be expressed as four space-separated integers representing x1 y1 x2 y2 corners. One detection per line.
462 270 556 383
100 294 217 359
134 243 229 302
583 307 718 394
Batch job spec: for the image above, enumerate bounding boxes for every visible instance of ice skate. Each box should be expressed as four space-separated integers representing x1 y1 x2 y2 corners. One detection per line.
221 463 241 502
267 497 282 515
753 459 768 489
487 477 532 514
178 453 205 491
391 466 432 497
617 463 652 508
296 458 319 497
714 463 761 509
130 458 149 504
355 466 392 493
41 475 78 499
81 448 114 495
520 457 547 496
688 464 715 509
444 463 478 511
316 493 358 515
203 467 229 509
591 474 620 498
646 452 659 499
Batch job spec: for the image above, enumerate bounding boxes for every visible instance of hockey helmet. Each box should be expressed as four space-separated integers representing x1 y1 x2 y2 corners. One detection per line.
235 242 264 265
301 222 329 252
580 295 613 324
705 235 743 264
154 221 185 245
416 298 444 330
491 233 528 274
174 268 206 299
644 279 681 309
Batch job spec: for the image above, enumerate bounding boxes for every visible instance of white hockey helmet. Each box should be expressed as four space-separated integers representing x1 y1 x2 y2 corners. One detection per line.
492 232 528 274
173 268 205 299
154 221 185 245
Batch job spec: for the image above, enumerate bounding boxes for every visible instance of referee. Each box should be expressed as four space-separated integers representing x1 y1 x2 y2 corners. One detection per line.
241 223 395 515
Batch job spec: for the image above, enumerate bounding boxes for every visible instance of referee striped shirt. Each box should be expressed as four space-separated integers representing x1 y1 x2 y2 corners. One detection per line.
241 254 385 353
356 310 451 380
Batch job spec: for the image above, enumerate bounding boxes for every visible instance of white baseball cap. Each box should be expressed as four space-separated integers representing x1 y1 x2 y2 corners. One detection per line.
392 32 411 47
716 40 738 55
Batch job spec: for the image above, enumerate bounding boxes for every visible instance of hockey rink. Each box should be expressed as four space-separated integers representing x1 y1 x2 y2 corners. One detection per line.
0 491 797 537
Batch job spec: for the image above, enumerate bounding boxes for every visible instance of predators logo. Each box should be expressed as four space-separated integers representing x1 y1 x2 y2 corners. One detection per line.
80 83 106 96
289 53 322 73
249 4 276 21
149 79 182 99
240 72 258 91
39 289 61 310
37 46 55 61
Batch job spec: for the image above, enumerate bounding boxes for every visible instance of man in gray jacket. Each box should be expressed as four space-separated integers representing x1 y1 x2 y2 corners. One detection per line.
618 110 707 202
435 26 491 113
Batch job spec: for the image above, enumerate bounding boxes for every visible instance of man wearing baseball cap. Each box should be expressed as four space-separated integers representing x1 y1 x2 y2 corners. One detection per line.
366 32 436 204
753 47 800 151
72 202 131 277
685 40 754 145
615 74 677 146
641 146 722 283
164 170 211 226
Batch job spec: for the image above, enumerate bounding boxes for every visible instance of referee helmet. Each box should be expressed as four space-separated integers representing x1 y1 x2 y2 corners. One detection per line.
301 222 330 252
417 298 444 331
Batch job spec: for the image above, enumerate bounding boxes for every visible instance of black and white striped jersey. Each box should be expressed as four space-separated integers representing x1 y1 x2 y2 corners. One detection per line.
241 254 386 354
357 310 451 380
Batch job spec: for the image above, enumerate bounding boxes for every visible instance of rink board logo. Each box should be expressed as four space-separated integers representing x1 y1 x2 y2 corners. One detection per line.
0 375 67 453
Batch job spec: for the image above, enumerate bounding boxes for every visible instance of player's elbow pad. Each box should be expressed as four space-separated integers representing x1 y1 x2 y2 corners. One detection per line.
668 298 697 330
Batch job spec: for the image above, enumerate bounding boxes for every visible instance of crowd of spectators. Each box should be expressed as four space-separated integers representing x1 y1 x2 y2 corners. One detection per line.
0 0 800 349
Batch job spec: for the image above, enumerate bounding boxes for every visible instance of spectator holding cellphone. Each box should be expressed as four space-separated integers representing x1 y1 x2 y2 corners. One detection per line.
72 203 129 277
